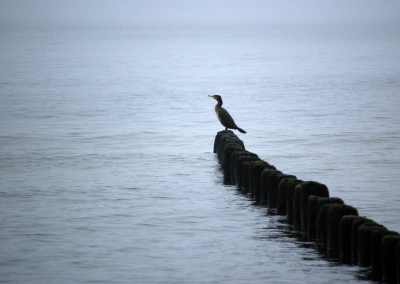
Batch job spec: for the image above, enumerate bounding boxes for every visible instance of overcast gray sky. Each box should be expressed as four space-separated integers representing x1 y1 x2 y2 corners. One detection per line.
1 0 400 27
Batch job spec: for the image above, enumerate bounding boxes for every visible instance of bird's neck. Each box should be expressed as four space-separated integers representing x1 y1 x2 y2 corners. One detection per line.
215 98 223 109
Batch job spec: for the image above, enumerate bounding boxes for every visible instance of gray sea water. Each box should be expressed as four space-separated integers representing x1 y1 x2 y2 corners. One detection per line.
1 22 400 283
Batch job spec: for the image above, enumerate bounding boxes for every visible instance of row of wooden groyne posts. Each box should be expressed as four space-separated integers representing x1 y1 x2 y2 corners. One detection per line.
214 130 400 284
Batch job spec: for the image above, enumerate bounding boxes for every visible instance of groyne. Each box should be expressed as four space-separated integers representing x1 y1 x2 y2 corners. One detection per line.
213 130 400 283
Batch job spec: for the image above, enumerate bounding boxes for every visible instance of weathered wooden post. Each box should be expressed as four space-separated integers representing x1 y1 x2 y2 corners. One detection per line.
326 204 358 258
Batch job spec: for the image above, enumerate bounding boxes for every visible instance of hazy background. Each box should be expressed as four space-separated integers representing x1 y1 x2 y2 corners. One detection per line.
1 1 400 283
1 0 400 27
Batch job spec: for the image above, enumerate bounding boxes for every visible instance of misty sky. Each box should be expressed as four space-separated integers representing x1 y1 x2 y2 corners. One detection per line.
1 0 400 27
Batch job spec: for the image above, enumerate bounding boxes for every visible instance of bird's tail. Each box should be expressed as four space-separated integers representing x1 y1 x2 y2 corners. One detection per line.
237 127 246 134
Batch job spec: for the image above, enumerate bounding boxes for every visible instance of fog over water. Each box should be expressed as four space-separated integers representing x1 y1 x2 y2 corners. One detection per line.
2 0 400 27
1 1 400 283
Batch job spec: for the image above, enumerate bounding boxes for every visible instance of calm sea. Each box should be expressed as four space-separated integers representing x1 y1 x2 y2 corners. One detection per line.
1 22 400 283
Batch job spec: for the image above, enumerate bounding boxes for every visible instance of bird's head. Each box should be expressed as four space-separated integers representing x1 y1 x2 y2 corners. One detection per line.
209 95 221 101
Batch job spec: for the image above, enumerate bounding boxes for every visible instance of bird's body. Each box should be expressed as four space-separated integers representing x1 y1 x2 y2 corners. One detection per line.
209 95 246 134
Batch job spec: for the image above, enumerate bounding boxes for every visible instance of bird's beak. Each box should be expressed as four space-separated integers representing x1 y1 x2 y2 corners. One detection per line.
208 95 214 99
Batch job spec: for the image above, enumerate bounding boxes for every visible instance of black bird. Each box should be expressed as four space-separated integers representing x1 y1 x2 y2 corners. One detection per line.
209 95 246 134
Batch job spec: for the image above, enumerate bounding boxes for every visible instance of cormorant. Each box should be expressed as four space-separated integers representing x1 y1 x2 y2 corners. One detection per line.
209 95 246 134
